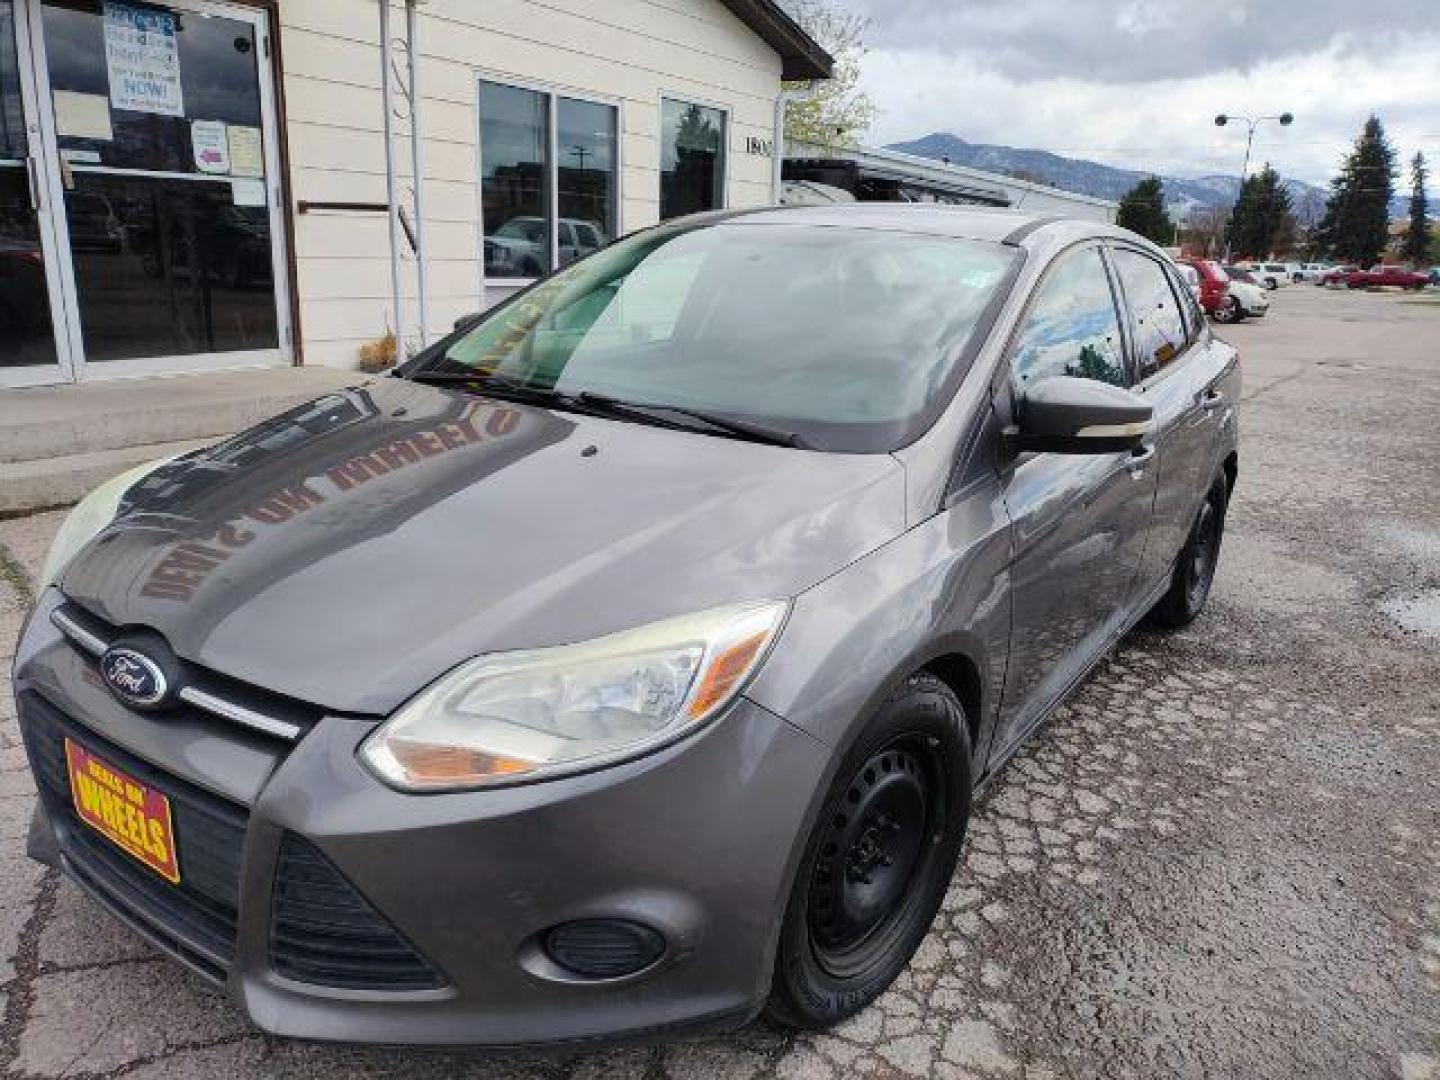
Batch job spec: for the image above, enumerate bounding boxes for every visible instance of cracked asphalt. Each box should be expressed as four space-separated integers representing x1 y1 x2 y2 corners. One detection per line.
2 285 1438 1078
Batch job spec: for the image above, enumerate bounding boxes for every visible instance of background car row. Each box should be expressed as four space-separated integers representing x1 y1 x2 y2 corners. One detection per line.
1176 258 1271 323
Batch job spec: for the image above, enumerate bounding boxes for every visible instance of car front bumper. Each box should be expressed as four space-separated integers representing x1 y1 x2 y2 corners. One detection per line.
14 589 832 1046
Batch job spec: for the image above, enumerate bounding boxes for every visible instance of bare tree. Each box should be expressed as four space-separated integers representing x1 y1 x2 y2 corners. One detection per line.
1183 206 1230 258
782 1 877 149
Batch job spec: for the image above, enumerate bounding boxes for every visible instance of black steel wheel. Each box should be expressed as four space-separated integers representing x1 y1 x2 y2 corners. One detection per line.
806 742 937 978
767 673 972 1029
1152 475 1228 628
1183 498 1221 610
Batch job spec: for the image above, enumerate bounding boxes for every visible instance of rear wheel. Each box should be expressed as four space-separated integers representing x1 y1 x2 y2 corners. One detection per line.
767 673 972 1029
1152 476 1228 628
1213 296 1242 323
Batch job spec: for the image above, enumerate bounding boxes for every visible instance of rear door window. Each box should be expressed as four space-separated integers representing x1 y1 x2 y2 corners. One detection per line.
1167 263 1206 340
1111 248 1188 380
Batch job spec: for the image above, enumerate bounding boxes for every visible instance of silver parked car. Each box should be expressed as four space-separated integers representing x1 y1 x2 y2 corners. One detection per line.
15 206 1239 1046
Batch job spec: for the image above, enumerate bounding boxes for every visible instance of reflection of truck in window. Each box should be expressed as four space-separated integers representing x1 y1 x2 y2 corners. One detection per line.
485 216 607 277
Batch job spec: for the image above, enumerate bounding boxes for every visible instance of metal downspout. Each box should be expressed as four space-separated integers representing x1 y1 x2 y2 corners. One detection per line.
379 0 405 354
406 0 428 348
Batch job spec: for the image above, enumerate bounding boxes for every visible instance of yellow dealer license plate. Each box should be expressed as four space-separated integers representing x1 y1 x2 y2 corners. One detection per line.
65 738 181 884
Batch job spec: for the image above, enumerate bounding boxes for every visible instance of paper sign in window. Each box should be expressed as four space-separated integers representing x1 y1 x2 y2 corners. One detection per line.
192 120 230 174
227 126 264 178
54 91 114 141
103 1 184 118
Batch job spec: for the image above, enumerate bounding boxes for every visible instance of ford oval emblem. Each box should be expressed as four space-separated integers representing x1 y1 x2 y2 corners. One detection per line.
99 647 168 709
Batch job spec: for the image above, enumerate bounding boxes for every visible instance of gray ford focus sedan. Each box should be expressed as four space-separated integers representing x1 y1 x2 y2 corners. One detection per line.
13 205 1238 1046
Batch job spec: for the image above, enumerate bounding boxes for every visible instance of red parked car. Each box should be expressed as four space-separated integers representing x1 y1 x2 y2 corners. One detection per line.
1180 258 1243 322
1325 264 1429 289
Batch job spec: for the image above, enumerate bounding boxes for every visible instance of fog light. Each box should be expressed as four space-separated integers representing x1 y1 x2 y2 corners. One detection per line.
543 919 666 978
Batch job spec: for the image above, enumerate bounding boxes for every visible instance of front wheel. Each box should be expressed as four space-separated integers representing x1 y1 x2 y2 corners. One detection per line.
767 673 972 1029
1151 476 1228 628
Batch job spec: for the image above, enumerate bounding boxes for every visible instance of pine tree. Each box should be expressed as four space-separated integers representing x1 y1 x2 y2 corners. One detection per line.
1115 176 1175 245
1402 152 1431 266
1225 165 1293 258
1315 115 1397 266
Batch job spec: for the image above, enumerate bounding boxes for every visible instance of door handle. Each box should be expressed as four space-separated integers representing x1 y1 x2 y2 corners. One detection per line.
24 155 42 212
1199 387 1225 411
1127 444 1156 477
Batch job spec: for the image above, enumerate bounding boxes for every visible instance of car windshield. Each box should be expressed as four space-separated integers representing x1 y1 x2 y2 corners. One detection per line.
1224 267 1256 283
413 220 1018 451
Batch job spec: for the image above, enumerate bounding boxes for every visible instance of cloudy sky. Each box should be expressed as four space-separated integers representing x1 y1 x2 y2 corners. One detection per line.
821 0 1440 190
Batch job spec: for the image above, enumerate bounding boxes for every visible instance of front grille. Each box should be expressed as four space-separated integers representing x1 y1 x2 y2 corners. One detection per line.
20 692 247 982
271 834 445 991
52 601 322 743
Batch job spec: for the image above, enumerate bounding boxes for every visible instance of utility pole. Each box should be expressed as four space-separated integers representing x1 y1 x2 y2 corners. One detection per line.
1215 111 1294 262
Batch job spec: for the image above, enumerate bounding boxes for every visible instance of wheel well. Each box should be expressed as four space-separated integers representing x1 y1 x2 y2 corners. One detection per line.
922 654 983 745
1222 452 1238 501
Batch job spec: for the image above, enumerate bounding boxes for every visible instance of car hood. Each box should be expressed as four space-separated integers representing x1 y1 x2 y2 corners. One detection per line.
1230 281 1267 304
59 378 906 715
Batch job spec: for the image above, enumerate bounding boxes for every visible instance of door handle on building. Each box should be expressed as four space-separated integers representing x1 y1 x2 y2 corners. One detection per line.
25 155 42 212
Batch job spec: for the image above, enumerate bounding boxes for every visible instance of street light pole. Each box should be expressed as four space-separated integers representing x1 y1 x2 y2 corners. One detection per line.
1215 111 1294 262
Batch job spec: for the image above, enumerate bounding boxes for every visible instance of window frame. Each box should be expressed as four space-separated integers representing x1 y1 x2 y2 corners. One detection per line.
475 73 622 290
1105 242 1196 388
657 92 731 221
1000 239 1139 407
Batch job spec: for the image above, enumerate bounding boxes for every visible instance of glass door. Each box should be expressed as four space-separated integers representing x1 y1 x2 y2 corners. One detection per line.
1 0 67 385
28 0 289 378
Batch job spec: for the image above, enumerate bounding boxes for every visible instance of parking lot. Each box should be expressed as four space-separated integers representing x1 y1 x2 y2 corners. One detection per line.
1 284 1437 1079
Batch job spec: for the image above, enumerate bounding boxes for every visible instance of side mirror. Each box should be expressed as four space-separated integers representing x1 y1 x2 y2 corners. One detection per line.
1011 376 1152 454
453 311 483 332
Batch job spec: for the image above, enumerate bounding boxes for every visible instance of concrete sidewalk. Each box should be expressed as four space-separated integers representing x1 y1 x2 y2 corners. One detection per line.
0 366 360 513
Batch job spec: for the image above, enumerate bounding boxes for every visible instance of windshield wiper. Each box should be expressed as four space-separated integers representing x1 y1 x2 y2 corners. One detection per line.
405 369 579 407
576 392 805 449
405 371 804 448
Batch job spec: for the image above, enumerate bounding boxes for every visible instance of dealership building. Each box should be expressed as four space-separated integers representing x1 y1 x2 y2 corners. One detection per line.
1 0 831 387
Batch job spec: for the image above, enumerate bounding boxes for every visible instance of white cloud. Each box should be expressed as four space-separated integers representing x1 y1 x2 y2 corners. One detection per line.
857 38 1440 187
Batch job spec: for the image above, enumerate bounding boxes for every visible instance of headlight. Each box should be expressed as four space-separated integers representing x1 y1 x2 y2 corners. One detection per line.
38 457 174 593
360 600 788 792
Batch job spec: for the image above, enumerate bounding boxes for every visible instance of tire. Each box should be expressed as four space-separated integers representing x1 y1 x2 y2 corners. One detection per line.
1151 475 1228 629
767 673 973 1030
1213 297 1242 324
1264 278 1278 291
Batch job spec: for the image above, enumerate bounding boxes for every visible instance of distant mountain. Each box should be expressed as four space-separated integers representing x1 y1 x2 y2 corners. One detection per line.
884 132 1373 219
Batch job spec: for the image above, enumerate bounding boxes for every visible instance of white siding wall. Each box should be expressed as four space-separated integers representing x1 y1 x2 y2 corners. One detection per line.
277 0 784 369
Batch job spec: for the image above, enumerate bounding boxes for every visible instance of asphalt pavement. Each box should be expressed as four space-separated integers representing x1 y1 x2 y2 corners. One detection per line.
1 284 1437 1079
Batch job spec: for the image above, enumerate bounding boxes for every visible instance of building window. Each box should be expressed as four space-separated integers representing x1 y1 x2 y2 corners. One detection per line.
659 98 726 220
479 79 617 280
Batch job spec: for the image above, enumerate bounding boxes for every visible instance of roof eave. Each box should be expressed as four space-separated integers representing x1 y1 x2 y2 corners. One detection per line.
719 0 834 81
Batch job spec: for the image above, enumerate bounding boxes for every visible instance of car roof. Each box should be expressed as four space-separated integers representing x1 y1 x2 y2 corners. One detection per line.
712 204 1138 248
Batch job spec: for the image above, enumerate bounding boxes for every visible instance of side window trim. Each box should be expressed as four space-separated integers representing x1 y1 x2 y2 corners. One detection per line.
1097 244 1142 386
